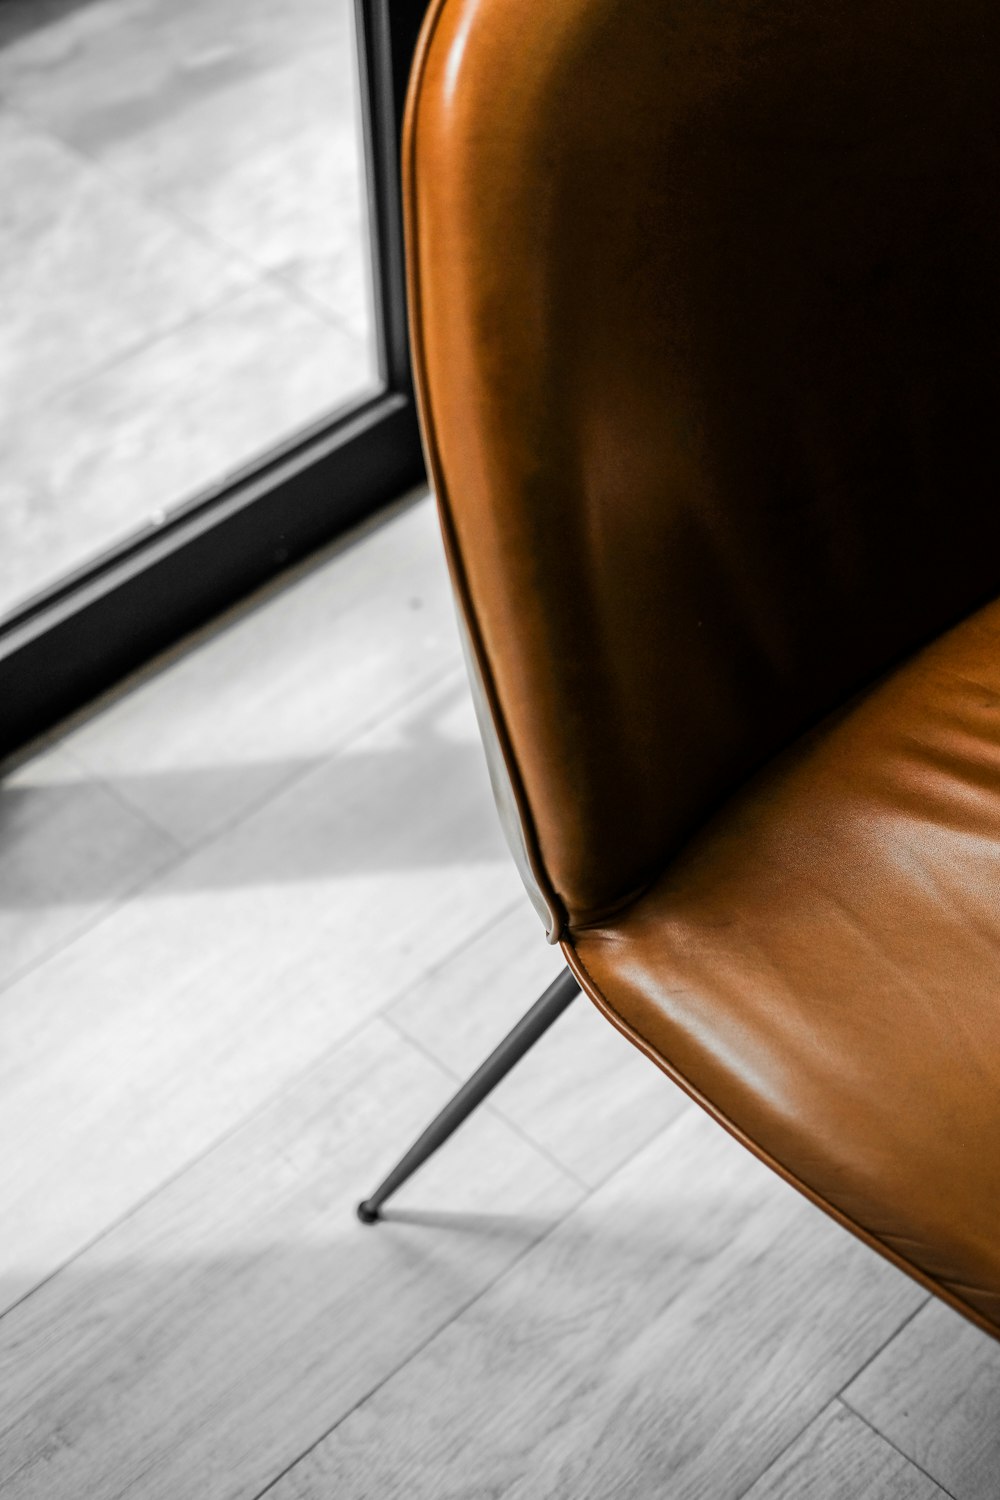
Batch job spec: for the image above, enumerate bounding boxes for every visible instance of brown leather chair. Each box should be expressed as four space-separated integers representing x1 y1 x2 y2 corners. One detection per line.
359 0 1000 1343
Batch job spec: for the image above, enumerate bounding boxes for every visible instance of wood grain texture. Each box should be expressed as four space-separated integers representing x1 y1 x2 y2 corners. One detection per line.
1 486 989 1498
62 495 459 848
740 1402 947 1499
268 1109 924 1500
0 672 525 1313
0 1021 580 1500
390 900 690 1187
844 1298 1000 1500
0 742 179 991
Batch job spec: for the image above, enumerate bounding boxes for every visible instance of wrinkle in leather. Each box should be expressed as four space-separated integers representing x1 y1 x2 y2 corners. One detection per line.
407 0 1000 928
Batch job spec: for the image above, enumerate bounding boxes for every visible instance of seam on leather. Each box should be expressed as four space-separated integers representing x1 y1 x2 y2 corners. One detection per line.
562 939 1000 1344
403 0 567 942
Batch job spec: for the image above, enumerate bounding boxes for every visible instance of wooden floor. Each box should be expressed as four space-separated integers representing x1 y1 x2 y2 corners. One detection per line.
1 490 997 1499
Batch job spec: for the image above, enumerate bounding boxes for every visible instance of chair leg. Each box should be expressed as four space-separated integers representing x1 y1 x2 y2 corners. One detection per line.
357 966 580 1223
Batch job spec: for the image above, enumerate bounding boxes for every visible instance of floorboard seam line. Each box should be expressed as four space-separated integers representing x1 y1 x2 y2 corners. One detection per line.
374 893 526 1020
832 1294 929 1399
728 1398 843 1500
0 660 466 1017
382 1010 592 1193
0 895 527 1328
540 1090 698 1196
158 657 466 849
0 848 186 1009
384 961 703 1198
837 1396 959 1499
61 658 467 858
0 1004 385 1325
56 743 191 853
245 1097 750 1500
0 484 430 777
246 1189 587 1500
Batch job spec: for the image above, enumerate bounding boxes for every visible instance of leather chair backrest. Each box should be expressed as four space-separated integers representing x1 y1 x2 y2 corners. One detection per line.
405 0 1000 939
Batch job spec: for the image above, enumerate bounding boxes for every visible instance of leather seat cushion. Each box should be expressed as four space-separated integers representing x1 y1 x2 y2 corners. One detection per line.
569 594 1000 1335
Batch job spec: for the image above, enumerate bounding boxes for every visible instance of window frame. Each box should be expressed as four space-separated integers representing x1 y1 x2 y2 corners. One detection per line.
0 0 432 760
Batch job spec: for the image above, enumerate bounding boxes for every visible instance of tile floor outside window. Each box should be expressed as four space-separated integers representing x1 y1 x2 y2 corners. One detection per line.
0 0 377 621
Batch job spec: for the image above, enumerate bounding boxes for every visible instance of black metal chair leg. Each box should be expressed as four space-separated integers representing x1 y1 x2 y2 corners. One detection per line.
357 966 580 1223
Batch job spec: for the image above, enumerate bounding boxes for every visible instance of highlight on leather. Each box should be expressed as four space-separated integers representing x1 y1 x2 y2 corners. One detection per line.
403 0 1000 1340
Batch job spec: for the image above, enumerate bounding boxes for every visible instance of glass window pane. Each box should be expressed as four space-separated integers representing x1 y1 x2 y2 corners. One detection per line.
0 0 378 622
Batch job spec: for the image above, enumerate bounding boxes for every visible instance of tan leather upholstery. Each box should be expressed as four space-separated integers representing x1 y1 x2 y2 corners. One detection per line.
572 599 1000 1334
404 0 1000 1339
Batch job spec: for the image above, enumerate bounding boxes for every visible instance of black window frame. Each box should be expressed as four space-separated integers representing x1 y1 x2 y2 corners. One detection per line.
0 0 432 760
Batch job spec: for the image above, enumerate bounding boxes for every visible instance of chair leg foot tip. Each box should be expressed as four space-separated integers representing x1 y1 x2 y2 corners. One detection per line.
356 1200 380 1225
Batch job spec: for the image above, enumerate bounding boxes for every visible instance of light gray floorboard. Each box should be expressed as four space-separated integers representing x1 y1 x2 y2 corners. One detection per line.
0 671 525 1313
61 494 458 848
268 1110 925 1500
0 742 179 991
1 492 994 1497
739 1402 949 1499
845 1298 1000 1500
0 1021 580 1500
